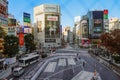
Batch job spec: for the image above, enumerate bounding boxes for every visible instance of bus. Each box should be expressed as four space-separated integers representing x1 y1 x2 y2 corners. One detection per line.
18 54 39 67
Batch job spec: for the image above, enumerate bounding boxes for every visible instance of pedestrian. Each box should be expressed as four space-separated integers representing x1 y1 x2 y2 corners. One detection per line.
79 54 81 60
83 61 85 67
11 66 14 72
76 53 79 61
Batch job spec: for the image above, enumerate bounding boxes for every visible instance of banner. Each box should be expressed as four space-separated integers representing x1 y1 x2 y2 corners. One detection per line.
19 33 24 46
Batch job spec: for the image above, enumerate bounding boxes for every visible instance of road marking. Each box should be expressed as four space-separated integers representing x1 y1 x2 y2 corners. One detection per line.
52 53 77 56
58 58 66 66
44 62 57 72
68 57 76 65
71 71 94 80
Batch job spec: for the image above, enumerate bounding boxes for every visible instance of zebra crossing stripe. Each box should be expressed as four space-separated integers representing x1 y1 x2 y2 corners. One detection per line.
58 59 66 66
44 62 57 72
68 57 76 65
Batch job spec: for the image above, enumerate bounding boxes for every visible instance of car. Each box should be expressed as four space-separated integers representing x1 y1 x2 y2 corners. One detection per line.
13 67 25 77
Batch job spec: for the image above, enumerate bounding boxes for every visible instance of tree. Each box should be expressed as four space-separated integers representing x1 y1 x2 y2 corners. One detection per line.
3 35 19 57
24 33 36 53
100 29 120 55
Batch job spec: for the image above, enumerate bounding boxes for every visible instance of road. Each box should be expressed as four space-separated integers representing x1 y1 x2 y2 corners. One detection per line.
6 45 120 80
37 46 120 80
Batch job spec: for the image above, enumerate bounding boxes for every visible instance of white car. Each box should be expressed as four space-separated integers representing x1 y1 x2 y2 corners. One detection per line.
13 67 25 77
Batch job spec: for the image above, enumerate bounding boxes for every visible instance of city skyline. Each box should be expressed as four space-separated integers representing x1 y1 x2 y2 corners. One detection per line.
8 0 120 28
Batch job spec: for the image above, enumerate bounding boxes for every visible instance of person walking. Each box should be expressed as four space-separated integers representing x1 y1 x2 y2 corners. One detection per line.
83 61 85 67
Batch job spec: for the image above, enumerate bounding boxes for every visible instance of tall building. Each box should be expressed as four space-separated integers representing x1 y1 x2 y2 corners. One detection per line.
8 14 17 36
109 18 120 31
80 15 89 47
0 0 8 54
87 10 109 44
62 26 70 43
74 16 81 46
34 4 61 48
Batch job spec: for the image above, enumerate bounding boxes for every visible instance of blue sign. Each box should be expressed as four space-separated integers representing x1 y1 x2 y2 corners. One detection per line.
23 12 30 18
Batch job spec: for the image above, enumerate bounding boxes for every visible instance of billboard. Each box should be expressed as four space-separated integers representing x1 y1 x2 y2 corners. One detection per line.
8 19 16 26
93 11 103 19
47 16 58 21
24 27 32 33
93 19 103 33
19 33 24 46
23 12 30 23
45 14 60 38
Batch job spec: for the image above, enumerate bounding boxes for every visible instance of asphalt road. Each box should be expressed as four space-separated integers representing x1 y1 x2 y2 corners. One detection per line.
37 46 120 80
6 45 120 80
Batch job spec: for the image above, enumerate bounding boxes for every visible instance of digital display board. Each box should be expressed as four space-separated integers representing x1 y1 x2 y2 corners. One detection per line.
93 11 103 19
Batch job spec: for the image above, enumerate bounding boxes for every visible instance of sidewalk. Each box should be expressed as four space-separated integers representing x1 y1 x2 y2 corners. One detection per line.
0 62 18 79
89 52 120 76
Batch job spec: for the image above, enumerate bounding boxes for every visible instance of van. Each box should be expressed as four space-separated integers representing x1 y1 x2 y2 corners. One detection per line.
13 67 24 77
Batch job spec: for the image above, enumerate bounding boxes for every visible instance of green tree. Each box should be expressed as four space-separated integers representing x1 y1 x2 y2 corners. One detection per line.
3 35 19 57
24 33 36 53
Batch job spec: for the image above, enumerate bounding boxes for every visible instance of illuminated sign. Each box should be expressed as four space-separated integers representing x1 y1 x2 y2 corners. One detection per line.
104 9 108 14
104 9 108 19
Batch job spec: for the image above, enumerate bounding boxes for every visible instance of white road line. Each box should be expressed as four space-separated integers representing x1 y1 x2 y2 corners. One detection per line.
68 57 76 65
44 62 57 72
71 71 94 80
58 59 66 66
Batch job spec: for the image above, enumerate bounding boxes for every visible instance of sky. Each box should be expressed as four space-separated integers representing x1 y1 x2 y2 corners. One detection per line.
8 0 120 28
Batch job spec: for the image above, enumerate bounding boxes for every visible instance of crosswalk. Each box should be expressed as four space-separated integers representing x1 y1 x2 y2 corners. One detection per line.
68 57 76 65
44 57 76 73
44 62 57 72
58 59 66 66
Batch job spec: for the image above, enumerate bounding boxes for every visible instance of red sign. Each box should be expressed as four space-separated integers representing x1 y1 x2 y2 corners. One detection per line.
104 10 108 14
19 33 24 46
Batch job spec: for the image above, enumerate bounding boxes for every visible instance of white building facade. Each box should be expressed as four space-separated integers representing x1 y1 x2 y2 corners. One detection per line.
109 18 120 31
34 4 61 48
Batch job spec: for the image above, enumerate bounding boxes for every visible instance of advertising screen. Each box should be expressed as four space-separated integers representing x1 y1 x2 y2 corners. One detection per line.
93 19 103 33
93 11 103 19
45 14 60 38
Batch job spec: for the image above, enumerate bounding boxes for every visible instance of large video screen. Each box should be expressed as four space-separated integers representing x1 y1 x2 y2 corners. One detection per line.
93 11 103 19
